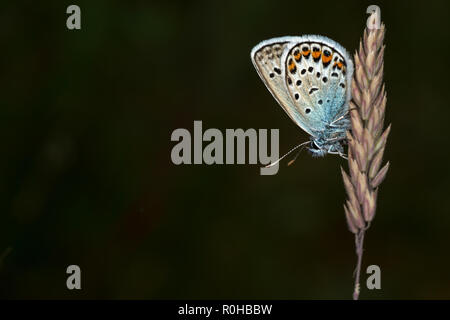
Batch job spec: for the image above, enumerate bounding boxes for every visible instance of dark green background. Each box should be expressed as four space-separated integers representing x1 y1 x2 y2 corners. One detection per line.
0 0 448 299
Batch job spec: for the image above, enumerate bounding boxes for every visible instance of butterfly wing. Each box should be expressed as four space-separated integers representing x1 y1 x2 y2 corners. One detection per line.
250 37 314 136
281 35 354 135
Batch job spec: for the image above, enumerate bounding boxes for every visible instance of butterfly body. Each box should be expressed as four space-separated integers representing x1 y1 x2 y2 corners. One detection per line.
250 35 353 157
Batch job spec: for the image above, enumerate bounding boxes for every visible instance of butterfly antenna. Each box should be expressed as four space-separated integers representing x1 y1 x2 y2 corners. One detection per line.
264 140 310 168
287 145 307 166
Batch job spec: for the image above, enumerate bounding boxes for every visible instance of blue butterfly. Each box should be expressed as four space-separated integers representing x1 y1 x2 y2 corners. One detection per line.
251 35 353 159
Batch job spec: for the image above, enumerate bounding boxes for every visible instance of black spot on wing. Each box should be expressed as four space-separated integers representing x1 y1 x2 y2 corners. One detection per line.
293 49 301 62
309 87 319 95
312 47 321 62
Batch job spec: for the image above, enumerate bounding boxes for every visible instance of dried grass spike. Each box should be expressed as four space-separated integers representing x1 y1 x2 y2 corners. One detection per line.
341 9 390 300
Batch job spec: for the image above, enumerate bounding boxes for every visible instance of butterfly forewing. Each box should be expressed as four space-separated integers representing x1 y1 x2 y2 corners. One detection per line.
251 37 314 135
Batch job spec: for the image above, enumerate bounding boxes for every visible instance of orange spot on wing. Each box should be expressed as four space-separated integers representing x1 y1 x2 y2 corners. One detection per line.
294 52 301 61
288 62 296 71
302 50 310 56
312 51 321 59
322 54 332 63
334 61 343 69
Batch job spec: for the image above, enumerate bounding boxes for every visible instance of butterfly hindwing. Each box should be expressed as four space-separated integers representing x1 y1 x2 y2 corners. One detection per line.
281 35 353 134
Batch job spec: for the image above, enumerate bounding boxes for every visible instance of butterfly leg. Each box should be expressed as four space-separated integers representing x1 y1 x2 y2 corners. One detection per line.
329 107 355 127
329 117 350 128
328 149 348 160
325 136 346 143
330 115 347 125
338 151 348 160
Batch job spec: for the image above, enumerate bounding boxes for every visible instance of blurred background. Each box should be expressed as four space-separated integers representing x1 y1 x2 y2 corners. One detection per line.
0 0 449 299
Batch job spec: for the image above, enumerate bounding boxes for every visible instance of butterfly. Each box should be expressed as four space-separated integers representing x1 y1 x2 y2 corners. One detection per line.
250 35 353 159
